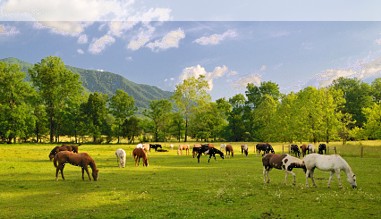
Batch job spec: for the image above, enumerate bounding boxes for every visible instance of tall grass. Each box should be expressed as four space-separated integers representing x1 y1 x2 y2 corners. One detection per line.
0 142 380 218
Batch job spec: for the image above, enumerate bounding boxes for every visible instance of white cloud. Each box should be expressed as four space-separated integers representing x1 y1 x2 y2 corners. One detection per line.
194 29 237 46
233 74 262 88
0 0 135 21
179 65 231 90
127 25 155 51
77 34 88 44
0 0 172 45
33 21 90 36
0 24 19 36
146 28 185 51
313 57 381 87
77 49 84 54
88 34 115 54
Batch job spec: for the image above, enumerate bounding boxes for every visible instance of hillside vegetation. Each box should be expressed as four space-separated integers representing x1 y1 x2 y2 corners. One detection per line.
1 57 173 109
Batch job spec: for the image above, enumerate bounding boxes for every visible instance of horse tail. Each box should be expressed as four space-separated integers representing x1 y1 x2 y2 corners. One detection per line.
53 154 58 168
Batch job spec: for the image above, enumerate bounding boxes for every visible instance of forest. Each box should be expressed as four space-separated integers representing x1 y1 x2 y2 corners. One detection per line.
1 55 381 144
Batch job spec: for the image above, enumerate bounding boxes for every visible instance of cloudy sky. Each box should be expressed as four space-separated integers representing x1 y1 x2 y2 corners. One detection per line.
1 0 381 100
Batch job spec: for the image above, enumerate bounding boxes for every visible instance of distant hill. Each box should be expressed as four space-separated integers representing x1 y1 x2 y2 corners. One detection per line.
1 57 173 109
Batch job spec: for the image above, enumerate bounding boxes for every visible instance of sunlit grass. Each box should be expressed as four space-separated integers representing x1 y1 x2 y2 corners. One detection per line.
0 142 380 218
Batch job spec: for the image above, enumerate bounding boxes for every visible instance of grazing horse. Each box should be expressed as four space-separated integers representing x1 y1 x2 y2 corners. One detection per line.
177 145 190 155
300 144 308 157
241 144 249 156
307 144 315 153
54 151 98 181
49 144 79 161
196 144 224 163
262 153 306 185
318 144 327 154
149 144 162 151
220 144 226 151
304 154 357 188
132 148 149 167
290 144 301 158
192 144 202 158
256 143 275 155
225 144 234 158
115 148 126 168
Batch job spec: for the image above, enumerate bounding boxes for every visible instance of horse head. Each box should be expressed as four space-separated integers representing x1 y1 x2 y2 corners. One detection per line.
347 173 357 189
92 169 99 181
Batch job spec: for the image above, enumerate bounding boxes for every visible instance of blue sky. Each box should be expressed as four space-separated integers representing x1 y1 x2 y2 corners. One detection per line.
1 1 381 100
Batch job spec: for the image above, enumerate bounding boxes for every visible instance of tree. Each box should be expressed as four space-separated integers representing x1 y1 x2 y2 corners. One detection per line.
172 75 210 142
331 77 372 128
0 62 36 143
109 89 136 143
363 103 381 139
227 94 247 141
245 81 281 109
144 99 172 142
122 116 142 143
81 92 108 143
29 56 83 143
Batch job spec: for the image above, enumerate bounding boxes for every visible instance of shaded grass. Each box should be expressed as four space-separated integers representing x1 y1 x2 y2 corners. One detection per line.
0 143 380 218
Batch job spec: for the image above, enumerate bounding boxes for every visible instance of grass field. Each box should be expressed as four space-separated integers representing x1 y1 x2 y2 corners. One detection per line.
0 142 380 219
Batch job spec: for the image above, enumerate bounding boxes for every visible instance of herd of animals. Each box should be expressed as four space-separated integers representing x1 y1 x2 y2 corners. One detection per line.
48 142 357 189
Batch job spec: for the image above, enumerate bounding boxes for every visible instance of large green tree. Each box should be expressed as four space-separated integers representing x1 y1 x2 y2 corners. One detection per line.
81 92 108 143
331 77 372 128
0 62 36 143
144 99 172 142
172 75 210 142
109 89 136 143
29 56 83 143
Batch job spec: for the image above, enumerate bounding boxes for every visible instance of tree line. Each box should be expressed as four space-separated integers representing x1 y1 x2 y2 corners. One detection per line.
1 56 381 144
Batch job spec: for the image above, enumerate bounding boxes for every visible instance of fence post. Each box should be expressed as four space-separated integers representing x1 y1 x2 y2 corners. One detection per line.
282 145 284 153
360 145 364 158
333 146 337 154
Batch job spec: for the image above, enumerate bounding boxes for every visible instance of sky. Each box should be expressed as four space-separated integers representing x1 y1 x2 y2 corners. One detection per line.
1 0 381 100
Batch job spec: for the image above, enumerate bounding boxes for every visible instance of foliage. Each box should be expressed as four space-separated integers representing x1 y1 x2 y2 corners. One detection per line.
172 75 211 142
29 56 83 143
0 62 36 143
109 89 137 143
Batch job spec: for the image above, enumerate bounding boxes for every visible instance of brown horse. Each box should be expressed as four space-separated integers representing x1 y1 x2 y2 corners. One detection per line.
300 144 308 157
225 144 234 158
133 148 149 167
177 145 190 155
53 151 98 181
49 144 79 161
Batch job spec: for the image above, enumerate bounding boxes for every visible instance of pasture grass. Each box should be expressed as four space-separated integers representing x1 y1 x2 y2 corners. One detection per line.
0 142 380 218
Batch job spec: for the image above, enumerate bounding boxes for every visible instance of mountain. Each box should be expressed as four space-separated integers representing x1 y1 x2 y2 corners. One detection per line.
1 57 173 109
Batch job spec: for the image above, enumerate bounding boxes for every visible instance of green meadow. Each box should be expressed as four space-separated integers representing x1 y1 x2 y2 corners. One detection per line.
0 142 380 219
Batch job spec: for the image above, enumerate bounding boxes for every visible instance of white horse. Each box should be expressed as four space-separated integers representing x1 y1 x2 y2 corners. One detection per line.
303 154 357 188
307 144 315 153
220 144 226 151
262 153 306 185
115 148 126 168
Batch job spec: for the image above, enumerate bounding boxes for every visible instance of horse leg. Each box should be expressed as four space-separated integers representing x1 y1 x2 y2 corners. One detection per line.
84 167 91 181
335 169 342 188
263 167 267 183
57 164 65 181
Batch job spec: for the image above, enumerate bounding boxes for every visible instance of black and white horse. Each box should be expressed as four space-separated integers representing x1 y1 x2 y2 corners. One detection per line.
149 144 162 151
290 144 301 157
256 143 275 155
262 153 306 185
196 144 224 163
318 144 327 154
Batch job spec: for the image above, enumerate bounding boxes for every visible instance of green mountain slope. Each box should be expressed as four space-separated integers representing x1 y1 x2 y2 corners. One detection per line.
1 57 173 109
